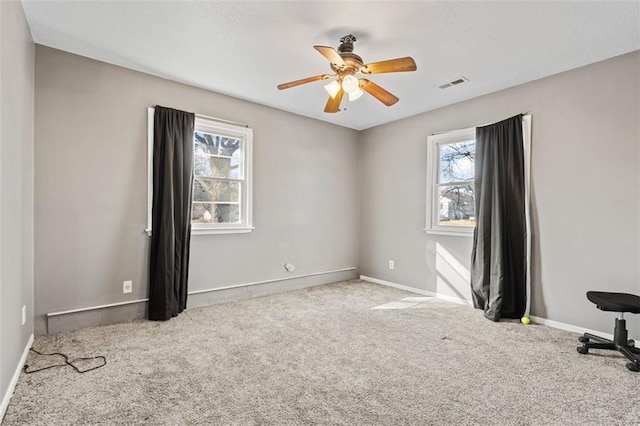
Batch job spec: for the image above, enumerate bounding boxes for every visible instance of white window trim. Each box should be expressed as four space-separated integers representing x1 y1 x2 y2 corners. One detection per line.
425 126 476 237
146 108 153 236
522 114 532 316
146 107 254 236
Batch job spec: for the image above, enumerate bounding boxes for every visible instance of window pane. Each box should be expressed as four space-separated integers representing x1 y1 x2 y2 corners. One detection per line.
194 132 242 179
193 179 240 203
438 184 475 227
439 140 475 183
192 203 240 224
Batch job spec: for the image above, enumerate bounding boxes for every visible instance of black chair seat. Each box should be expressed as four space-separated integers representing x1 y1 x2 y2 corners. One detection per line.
586 291 640 314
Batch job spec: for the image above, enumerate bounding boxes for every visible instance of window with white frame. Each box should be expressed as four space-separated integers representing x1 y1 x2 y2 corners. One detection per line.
426 127 476 236
147 108 253 235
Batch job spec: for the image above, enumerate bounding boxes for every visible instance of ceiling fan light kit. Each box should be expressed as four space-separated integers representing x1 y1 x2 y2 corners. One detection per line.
278 34 417 113
348 88 363 102
341 75 359 94
324 80 341 98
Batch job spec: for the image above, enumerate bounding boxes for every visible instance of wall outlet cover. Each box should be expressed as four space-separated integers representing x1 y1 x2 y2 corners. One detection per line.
284 263 296 272
22 305 26 325
389 260 395 270
123 280 133 294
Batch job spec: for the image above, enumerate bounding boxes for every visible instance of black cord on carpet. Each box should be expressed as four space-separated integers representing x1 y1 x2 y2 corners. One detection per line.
24 348 106 374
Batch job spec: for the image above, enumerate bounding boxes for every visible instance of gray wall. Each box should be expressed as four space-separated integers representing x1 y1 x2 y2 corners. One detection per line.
0 0 34 412
32 43 640 340
359 51 640 337
34 46 359 335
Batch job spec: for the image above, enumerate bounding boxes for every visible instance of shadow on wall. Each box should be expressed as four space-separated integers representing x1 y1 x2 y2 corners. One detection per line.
425 239 473 303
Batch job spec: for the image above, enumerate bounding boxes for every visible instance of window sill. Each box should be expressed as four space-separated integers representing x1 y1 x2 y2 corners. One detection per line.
192 226 254 235
145 227 255 236
424 228 474 238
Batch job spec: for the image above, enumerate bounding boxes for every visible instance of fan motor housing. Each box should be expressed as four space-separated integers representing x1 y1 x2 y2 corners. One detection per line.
331 52 363 75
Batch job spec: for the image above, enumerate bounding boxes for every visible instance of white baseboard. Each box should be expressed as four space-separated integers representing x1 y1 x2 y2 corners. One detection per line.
44 268 359 335
360 275 621 340
1 333 33 421
529 315 614 340
48 267 358 318
360 275 473 306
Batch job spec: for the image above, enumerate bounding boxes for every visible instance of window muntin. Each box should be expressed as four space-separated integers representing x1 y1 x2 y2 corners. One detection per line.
426 127 475 236
190 118 253 234
192 132 242 225
436 139 475 227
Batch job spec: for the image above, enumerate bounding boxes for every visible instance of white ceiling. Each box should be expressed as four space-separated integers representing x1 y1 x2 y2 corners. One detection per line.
22 1 640 130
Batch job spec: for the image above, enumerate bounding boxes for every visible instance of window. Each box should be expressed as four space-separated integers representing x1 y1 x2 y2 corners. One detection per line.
147 108 253 235
426 127 476 236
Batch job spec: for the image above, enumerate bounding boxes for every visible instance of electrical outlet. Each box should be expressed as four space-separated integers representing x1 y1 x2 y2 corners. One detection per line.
284 263 295 272
22 305 26 325
123 280 133 294
389 260 395 270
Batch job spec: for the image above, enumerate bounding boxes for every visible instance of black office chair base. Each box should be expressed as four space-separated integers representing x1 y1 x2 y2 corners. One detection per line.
577 318 640 372
577 333 635 346
627 362 640 372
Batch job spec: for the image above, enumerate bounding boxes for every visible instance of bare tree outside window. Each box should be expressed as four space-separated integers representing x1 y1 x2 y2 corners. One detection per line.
438 140 475 226
192 132 242 224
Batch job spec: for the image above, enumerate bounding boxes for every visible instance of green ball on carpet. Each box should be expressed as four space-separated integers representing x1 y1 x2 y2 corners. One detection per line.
521 316 531 325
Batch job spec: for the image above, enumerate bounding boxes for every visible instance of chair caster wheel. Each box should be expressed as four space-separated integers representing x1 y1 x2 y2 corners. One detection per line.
625 362 640 372
577 346 588 355
578 336 589 343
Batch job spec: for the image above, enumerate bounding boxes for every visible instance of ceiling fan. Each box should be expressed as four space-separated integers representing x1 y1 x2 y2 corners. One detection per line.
277 34 417 113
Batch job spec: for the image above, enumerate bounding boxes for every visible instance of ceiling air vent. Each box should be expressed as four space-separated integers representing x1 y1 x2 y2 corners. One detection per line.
438 77 470 89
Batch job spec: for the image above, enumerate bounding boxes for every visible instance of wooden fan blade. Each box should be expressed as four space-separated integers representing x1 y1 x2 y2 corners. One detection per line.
359 79 399 106
324 88 344 113
314 46 346 68
277 74 331 90
361 57 417 74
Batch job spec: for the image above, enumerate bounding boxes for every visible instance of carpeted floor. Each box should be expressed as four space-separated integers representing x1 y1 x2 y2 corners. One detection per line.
3 280 640 425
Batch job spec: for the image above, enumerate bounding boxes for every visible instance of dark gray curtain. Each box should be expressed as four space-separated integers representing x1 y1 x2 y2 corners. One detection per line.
470 114 526 321
149 106 195 321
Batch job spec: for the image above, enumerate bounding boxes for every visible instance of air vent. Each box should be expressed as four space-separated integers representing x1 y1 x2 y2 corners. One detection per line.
438 77 470 89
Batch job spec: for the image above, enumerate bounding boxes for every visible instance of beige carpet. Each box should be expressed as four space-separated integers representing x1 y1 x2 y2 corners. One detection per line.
3 280 640 425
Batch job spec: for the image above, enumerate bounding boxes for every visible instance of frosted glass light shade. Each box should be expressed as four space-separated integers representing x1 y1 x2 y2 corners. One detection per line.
348 88 363 101
341 75 359 93
324 80 341 98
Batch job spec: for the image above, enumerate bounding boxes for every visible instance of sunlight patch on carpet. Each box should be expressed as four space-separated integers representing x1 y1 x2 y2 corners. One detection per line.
371 296 434 310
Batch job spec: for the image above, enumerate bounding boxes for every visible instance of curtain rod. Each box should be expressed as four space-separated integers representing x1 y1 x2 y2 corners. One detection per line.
150 106 249 128
430 112 530 136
